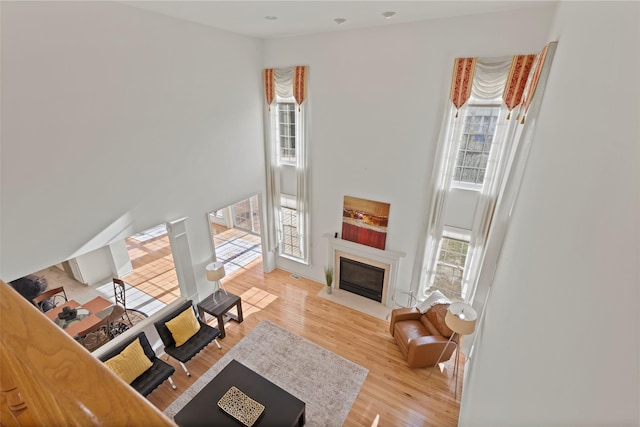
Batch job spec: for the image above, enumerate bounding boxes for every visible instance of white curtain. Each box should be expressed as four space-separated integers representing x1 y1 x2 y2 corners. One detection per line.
461 103 524 300
461 57 523 300
273 68 295 99
470 56 511 100
263 103 281 253
295 102 310 261
417 102 462 297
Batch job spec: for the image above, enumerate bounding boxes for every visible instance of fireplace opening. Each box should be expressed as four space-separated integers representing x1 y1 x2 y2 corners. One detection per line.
339 257 384 302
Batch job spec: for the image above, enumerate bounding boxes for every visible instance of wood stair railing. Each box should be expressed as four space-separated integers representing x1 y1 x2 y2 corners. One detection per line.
0 280 176 426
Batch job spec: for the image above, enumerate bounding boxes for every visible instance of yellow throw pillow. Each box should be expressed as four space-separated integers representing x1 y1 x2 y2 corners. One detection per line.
165 307 201 347
104 338 153 384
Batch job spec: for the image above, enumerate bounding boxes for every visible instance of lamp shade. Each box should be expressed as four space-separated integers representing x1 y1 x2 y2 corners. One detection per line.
205 262 225 282
445 302 477 336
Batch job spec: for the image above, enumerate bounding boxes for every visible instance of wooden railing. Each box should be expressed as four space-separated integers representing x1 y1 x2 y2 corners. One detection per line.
0 280 176 426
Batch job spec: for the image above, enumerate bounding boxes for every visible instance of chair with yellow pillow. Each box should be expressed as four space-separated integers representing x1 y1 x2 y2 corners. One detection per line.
153 300 221 377
99 332 176 397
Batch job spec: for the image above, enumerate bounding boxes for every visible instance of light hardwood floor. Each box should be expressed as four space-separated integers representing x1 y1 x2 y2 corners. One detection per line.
146 258 462 426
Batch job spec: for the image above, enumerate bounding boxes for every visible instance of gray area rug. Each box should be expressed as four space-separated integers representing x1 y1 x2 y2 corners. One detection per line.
163 320 368 426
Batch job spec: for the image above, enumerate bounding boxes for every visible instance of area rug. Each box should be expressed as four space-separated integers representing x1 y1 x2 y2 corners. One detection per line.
163 320 369 426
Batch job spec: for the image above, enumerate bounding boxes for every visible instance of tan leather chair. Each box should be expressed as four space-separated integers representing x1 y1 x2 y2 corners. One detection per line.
389 303 458 368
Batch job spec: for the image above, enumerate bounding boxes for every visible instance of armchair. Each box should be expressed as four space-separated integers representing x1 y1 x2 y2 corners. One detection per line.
389 303 458 369
99 332 176 397
154 300 221 376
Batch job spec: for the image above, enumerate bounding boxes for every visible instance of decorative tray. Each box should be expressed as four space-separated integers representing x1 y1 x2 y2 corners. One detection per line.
217 386 265 427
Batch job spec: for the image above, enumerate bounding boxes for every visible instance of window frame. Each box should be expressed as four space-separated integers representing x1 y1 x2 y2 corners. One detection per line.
451 104 501 191
430 232 471 300
279 195 302 260
230 195 261 235
276 101 297 166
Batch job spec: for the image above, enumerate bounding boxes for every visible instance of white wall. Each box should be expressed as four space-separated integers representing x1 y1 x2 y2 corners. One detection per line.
0 2 265 285
280 164 297 196
460 2 640 426
72 246 113 286
108 239 133 278
444 188 479 232
263 5 556 294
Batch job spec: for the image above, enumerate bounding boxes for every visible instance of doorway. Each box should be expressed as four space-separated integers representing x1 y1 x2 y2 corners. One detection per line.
119 223 180 311
209 195 262 276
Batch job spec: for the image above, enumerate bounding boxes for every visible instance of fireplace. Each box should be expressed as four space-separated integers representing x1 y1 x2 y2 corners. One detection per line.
339 257 384 302
326 234 405 308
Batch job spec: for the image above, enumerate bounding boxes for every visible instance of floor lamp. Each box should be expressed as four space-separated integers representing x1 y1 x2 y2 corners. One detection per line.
429 302 477 399
205 261 227 299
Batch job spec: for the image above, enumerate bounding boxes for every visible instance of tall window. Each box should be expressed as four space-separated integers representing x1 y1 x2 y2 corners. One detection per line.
263 66 310 264
418 45 556 358
275 100 303 261
454 106 500 187
277 102 296 164
418 53 545 304
433 236 470 300
280 196 301 258
428 105 500 299
427 105 500 298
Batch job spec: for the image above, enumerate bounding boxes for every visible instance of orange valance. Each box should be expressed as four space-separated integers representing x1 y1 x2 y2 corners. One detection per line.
263 66 308 111
503 54 536 119
521 43 551 124
263 68 275 109
293 66 308 110
450 58 477 117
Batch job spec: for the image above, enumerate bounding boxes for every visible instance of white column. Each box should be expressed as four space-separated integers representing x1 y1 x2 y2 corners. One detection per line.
108 239 133 278
166 218 198 301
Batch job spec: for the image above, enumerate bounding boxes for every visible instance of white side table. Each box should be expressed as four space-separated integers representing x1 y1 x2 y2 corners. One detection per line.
392 289 418 309
387 290 418 320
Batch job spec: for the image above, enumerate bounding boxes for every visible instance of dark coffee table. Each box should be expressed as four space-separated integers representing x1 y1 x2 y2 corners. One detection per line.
174 359 305 427
197 290 243 338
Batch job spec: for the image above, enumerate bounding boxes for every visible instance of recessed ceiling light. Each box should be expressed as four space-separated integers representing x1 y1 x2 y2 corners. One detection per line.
382 11 396 19
264 16 278 20
334 18 347 25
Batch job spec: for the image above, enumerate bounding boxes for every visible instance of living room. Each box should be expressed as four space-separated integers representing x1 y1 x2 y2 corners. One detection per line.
1 1 638 426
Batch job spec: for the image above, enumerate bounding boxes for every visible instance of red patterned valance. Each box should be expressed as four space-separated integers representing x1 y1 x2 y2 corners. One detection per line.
503 54 536 119
293 66 308 109
521 44 550 124
263 68 275 109
450 58 477 117
264 66 308 111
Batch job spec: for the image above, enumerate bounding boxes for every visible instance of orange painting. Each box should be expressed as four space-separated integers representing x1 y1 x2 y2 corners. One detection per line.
341 196 390 250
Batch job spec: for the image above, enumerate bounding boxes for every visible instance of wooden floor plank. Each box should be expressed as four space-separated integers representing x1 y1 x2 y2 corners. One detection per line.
146 259 462 426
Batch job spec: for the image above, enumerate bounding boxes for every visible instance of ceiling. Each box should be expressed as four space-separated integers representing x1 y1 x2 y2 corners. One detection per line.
120 1 553 39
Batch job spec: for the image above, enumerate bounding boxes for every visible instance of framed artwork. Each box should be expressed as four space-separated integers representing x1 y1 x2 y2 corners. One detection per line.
341 196 390 250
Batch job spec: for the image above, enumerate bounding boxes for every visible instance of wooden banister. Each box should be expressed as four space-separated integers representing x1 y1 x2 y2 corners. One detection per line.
0 280 176 426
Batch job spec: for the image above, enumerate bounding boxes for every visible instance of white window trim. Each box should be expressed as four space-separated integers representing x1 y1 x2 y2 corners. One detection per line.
450 181 483 192
276 99 297 167
451 104 501 190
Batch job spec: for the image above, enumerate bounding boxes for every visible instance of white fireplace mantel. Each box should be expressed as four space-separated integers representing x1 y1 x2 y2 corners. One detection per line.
324 233 405 307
